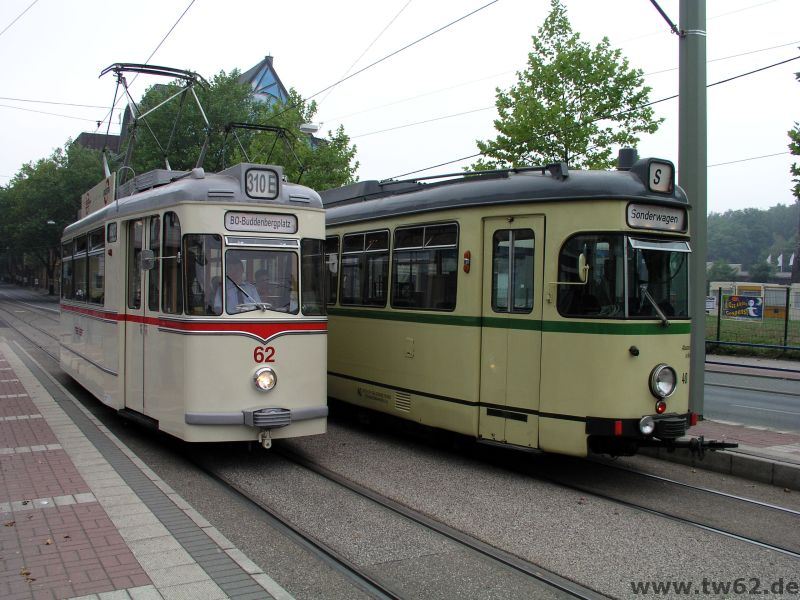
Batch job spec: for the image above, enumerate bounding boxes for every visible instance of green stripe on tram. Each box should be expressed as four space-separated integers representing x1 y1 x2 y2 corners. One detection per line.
327 307 690 335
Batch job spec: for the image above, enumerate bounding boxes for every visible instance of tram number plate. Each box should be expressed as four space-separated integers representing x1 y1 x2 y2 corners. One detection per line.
253 345 276 363
245 169 278 199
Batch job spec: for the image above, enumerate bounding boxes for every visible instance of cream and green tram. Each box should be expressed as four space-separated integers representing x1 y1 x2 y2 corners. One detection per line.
322 154 715 457
60 163 328 447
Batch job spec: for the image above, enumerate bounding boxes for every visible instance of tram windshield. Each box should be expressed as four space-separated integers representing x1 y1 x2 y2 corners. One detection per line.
557 234 690 320
221 249 298 314
183 235 326 316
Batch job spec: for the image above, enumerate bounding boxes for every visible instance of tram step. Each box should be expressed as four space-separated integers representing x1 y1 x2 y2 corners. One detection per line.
117 408 159 430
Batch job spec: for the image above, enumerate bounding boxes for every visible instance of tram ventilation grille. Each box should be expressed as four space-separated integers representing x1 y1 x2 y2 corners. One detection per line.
244 407 291 429
117 169 188 199
395 392 411 412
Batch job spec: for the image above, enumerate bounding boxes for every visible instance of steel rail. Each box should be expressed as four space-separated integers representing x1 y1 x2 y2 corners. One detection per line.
516 461 800 560
0 301 60 362
588 458 800 516
277 447 607 600
185 453 404 600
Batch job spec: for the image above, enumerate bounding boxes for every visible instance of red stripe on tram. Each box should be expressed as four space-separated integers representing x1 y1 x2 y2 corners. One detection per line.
60 304 327 338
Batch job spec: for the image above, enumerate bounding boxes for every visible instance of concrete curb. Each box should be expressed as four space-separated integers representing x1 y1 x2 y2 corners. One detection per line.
642 446 800 491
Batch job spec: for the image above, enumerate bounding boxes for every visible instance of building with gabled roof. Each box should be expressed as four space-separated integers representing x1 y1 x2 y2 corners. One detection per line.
239 55 289 106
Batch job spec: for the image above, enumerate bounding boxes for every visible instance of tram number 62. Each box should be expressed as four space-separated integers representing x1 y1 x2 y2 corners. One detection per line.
253 346 276 363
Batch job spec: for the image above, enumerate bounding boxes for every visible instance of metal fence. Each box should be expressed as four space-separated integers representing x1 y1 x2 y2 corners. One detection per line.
706 286 800 352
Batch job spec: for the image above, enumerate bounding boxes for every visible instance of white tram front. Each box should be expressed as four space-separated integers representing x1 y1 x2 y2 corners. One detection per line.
60 163 328 447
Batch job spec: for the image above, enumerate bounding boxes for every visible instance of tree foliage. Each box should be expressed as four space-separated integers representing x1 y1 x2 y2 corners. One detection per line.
706 259 739 283
245 90 359 191
473 0 660 170
126 71 358 190
707 203 798 272
0 142 104 283
788 68 800 282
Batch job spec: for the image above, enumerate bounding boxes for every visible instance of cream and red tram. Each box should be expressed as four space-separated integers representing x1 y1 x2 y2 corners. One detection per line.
321 153 730 457
60 163 327 447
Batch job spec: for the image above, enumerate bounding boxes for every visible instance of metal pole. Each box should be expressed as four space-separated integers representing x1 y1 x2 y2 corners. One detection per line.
784 286 791 349
679 0 707 416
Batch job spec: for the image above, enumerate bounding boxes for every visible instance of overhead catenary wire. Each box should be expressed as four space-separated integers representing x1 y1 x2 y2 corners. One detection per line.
0 0 39 40
708 151 791 168
0 97 119 110
388 53 800 179
316 0 414 110
322 39 799 133
94 0 198 134
3 36 793 124
264 0 501 125
0 103 100 123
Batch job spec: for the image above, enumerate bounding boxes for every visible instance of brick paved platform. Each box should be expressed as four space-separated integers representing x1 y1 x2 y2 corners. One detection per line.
0 341 287 600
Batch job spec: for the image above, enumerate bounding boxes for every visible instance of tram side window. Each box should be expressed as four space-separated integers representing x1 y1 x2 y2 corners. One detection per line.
148 216 161 311
184 234 222 316
73 235 88 302
88 228 105 304
391 223 458 311
127 220 143 309
491 229 534 313
61 242 73 300
340 231 389 307
301 239 326 316
161 212 183 314
325 236 339 305
557 235 625 318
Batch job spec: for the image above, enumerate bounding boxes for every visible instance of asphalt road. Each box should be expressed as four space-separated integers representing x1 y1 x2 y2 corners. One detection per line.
705 371 800 432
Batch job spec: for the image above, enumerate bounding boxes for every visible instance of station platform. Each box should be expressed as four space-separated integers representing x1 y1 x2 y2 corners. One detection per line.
0 340 286 600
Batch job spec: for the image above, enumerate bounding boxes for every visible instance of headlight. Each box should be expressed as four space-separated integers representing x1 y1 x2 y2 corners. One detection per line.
254 367 277 391
649 364 676 399
639 416 655 435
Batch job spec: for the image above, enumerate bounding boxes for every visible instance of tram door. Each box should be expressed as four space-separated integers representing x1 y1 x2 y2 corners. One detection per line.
124 216 160 416
478 216 544 448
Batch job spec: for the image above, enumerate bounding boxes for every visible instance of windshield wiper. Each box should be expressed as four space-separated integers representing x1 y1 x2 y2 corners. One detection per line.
639 284 670 327
226 276 268 312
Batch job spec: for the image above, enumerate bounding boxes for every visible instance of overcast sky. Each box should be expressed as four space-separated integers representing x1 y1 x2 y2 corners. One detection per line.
1 0 798 214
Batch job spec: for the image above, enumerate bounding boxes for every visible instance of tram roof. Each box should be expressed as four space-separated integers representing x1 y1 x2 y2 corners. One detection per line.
322 158 689 227
63 163 322 238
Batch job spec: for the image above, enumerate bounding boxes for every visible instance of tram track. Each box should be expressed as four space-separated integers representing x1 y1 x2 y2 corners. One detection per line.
186 451 405 600
589 457 800 517
0 295 60 362
276 446 604 599
3 284 799 596
189 444 606 600
497 452 800 560
0 291 603 598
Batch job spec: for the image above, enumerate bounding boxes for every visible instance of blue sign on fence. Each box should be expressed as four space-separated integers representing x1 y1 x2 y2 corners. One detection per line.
721 295 763 320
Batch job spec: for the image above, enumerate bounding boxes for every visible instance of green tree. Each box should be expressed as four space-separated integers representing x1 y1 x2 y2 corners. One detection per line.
1 142 105 290
247 90 358 190
789 102 799 283
125 71 358 190
127 70 256 175
473 0 660 170
748 261 774 283
706 259 738 287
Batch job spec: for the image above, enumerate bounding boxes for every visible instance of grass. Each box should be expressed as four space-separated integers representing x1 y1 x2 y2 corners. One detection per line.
705 314 800 360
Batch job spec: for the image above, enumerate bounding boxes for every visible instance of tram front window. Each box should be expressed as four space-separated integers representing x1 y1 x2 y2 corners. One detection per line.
627 238 690 319
557 234 689 319
222 249 298 315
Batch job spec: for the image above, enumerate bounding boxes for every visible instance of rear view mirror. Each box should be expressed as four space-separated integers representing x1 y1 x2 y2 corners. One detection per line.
577 253 589 283
140 249 156 271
